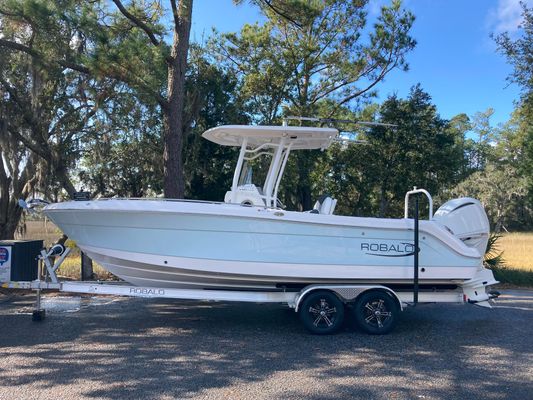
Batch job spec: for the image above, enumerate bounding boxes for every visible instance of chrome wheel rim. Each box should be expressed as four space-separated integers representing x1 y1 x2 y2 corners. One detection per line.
363 299 392 329
308 298 337 328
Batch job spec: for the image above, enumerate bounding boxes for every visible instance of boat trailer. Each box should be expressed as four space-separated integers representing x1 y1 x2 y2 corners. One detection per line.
1 240 498 335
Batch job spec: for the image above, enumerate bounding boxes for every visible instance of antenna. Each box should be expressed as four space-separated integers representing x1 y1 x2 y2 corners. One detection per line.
283 116 397 128
333 138 369 145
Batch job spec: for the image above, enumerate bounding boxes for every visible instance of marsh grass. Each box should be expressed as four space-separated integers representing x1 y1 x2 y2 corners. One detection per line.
489 232 533 287
55 256 116 280
21 219 64 247
498 232 533 270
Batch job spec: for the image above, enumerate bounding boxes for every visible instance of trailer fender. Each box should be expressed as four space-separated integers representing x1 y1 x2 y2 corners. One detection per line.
293 285 403 312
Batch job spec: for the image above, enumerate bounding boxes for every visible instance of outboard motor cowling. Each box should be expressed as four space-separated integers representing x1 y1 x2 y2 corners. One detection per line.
433 197 490 257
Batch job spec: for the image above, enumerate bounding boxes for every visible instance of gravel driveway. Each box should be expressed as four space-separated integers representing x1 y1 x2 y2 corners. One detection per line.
0 289 532 400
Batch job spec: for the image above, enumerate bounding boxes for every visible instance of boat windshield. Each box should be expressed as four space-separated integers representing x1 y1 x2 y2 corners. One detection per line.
238 163 253 186
238 161 269 190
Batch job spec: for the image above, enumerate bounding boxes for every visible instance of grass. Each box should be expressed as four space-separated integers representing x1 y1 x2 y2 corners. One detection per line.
497 232 533 270
19 219 63 247
56 256 115 280
491 266 533 287
15 220 533 286
490 232 533 287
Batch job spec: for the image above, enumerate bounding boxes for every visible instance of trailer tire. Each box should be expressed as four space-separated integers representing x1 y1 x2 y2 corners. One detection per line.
352 291 398 335
299 290 345 335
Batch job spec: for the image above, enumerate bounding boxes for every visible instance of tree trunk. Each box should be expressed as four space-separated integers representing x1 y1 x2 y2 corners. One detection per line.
0 225 16 240
163 0 193 199
0 161 26 239
54 164 77 198
0 171 11 239
494 206 504 233
81 252 93 281
0 131 36 240
0 199 23 240
163 106 184 198
0 217 19 240
296 152 313 211
301 186 312 211
379 186 388 217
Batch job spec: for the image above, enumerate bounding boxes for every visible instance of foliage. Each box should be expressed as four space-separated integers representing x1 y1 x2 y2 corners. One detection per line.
468 108 497 170
77 45 250 200
449 101 532 231
484 232 505 269
446 113 473 180
493 1 533 94
183 46 250 201
490 265 533 287
317 85 463 217
448 14 533 233
451 163 529 231
0 0 195 199
1 0 532 241
493 1 533 199
212 0 416 209
0 0 121 237
78 108 164 198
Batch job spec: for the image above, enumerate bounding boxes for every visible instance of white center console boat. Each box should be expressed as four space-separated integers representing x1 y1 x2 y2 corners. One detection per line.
8 122 499 334
43 124 495 290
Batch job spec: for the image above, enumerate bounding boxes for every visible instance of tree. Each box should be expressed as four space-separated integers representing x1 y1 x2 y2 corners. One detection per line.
469 108 497 170
78 45 250 201
493 2 533 95
447 113 472 180
0 3 119 238
0 43 37 239
451 164 528 232
213 0 416 209
493 1 533 198
78 100 164 198
493 109 528 167
0 0 194 199
0 1 103 198
319 86 463 218
0 100 40 239
450 110 533 231
183 46 250 200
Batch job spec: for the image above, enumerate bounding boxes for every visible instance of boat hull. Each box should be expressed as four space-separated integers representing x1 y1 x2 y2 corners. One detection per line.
44 200 484 290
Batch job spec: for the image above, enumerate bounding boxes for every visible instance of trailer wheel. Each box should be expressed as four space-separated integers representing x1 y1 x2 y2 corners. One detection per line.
299 290 345 335
352 291 398 335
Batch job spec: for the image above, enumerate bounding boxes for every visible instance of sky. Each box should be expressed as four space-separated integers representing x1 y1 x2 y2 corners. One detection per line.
189 0 530 126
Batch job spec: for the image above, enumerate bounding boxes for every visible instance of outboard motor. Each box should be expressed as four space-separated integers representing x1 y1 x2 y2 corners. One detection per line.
433 197 490 256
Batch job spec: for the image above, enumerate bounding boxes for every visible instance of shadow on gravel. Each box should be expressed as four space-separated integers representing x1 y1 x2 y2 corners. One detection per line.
0 291 531 399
